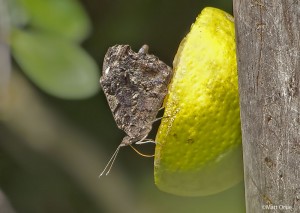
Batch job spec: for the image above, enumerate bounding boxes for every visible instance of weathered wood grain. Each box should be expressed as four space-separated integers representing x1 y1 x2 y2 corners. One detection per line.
234 0 300 212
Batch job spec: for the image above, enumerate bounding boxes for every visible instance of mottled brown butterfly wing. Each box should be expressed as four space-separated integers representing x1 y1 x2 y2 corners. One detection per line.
100 45 172 144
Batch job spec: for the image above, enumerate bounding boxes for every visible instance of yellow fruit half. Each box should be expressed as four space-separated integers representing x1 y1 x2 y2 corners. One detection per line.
154 7 243 196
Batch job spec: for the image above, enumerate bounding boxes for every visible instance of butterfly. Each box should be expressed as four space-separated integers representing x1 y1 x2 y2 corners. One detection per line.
99 44 172 176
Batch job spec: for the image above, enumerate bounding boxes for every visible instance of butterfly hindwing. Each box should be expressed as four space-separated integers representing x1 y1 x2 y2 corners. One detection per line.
100 45 172 141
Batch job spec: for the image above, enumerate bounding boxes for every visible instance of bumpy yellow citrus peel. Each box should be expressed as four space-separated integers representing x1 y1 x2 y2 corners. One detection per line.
154 7 243 196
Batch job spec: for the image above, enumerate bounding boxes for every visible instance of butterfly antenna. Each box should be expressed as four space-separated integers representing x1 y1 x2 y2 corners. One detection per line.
105 146 122 176
99 145 121 177
129 144 154 157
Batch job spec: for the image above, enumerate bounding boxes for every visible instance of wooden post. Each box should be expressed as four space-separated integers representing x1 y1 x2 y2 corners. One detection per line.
0 0 11 115
234 0 300 212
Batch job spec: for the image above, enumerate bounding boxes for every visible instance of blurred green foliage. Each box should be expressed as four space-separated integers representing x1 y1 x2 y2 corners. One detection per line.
17 0 91 41
9 0 99 99
0 0 245 213
12 30 99 99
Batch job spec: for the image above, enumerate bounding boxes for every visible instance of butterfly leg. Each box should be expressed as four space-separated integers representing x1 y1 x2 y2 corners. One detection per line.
158 106 165 111
135 139 156 145
152 115 171 124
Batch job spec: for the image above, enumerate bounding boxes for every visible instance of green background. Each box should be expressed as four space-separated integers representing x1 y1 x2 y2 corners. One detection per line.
0 0 245 212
